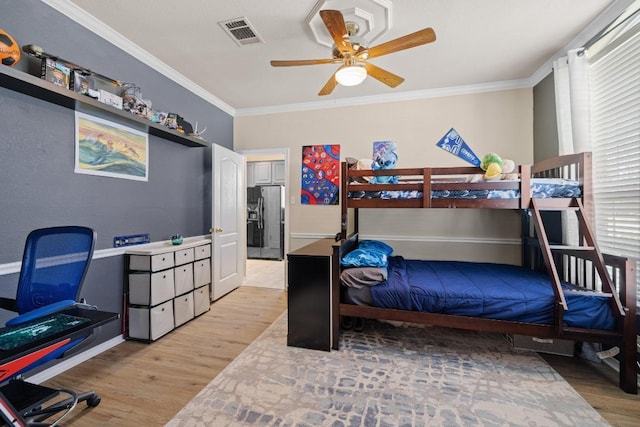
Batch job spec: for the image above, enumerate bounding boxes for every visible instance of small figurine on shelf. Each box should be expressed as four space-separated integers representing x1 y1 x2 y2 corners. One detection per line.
165 113 179 130
121 83 152 118
149 111 168 126
171 234 183 245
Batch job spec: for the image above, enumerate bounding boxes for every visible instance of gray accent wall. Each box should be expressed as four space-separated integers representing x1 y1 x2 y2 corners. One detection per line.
532 73 559 161
0 1 233 344
532 72 562 245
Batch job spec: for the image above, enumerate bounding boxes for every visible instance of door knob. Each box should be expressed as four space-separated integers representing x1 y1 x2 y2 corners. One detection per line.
213 227 223 233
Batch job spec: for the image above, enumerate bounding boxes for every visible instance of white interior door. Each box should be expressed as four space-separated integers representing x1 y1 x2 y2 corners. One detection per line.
212 144 244 300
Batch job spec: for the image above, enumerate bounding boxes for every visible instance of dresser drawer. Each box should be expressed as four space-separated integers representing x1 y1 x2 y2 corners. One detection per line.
193 285 210 316
129 269 175 306
174 291 195 327
174 263 194 295
129 253 175 272
193 259 211 288
194 244 211 261
128 300 174 341
174 248 195 266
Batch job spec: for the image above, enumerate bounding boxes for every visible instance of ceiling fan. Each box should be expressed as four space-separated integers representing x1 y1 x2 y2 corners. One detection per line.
270 10 436 96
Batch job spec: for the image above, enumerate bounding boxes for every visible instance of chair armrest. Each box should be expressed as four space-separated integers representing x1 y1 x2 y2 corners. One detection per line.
6 300 76 326
0 297 17 312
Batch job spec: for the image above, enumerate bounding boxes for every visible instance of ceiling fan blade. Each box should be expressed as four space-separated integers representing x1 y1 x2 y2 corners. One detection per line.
320 10 354 55
365 63 405 88
318 70 340 96
367 27 436 59
271 59 334 67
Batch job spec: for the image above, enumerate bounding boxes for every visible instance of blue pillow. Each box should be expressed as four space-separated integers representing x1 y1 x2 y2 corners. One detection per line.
358 240 393 255
341 248 388 268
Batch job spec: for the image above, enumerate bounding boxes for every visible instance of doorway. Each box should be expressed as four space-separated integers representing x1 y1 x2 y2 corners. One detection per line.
240 148 289 291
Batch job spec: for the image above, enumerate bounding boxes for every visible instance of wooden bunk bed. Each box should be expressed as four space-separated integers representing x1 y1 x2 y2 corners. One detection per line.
331 152 638 394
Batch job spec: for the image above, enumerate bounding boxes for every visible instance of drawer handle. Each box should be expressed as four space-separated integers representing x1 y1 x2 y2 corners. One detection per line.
162 257 166 261
161 307 165 312
163 274 166 279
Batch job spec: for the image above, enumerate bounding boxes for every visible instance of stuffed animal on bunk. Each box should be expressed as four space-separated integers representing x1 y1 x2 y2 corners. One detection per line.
468 152 518 182
370 141 399 184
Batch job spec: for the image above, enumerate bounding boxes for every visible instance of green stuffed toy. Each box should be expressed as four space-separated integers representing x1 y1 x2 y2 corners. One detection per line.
469 153 517 182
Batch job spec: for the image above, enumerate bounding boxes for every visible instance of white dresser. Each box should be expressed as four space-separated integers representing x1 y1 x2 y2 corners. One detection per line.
126 238 211 342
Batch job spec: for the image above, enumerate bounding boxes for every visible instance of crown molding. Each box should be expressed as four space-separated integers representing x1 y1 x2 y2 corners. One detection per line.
234 78 533 117
42 0 633 118
41 0 236 116
38 0 536 120
527 0 635 87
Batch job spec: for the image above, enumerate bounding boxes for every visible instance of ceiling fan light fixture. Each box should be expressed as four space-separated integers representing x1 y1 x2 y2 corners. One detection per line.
335 64 367 86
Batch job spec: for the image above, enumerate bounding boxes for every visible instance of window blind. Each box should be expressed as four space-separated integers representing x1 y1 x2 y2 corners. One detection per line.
588 27 640 304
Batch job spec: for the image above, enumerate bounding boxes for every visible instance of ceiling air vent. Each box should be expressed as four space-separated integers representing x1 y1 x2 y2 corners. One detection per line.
219 17 263 46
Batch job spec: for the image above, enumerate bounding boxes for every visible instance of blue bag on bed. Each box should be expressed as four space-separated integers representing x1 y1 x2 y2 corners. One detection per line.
358 240 394 256
341 248 388 268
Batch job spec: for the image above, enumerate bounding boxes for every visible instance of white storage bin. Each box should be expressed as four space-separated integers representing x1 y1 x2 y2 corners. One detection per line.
193 259 211 288
174 248 195 266
194 244 211 260
128 300 174 341
174 291 195 327
194 285 210 316
174 263 194 295
129 252 174 272
129 269 175 306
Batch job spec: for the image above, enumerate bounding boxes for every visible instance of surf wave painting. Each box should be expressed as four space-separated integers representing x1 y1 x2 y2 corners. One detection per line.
75 112 148 181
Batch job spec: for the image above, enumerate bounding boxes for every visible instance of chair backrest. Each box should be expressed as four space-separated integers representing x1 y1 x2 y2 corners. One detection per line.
16 226 96 314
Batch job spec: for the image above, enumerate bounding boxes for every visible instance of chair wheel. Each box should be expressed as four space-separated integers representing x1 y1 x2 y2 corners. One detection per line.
87 395 101 407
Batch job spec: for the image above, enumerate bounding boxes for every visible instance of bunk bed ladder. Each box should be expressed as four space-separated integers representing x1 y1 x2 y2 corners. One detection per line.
530 198 626 332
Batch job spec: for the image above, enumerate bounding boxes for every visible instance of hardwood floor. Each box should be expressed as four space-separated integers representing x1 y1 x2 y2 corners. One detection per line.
41 286 287 426
540 353 640 427
40 285 638 426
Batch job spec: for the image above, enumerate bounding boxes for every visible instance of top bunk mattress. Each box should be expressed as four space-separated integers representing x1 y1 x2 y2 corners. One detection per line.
348 178 582 200
367 256 615 330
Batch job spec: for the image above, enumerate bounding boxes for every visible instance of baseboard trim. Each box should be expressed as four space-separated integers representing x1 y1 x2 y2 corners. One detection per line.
25 335 125 384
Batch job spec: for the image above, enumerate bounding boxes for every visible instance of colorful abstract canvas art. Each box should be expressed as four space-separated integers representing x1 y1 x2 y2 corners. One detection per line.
300 144 340 205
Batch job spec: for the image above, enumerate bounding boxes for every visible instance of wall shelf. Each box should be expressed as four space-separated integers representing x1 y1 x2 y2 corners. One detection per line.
0 66 208 148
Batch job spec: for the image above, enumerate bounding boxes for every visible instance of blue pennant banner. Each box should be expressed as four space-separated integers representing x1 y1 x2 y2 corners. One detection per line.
436 128 481 167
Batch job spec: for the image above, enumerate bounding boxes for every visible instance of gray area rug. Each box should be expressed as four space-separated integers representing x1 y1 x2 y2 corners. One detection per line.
167 313 608 426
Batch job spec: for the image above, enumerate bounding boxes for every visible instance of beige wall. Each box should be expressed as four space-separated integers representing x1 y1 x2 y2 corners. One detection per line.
235 88 533 263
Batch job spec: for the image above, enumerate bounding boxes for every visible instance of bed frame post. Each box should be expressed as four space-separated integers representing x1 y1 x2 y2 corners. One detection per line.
520 164 532 209
619 256 638 393
340 162 348 240
331 243 342 350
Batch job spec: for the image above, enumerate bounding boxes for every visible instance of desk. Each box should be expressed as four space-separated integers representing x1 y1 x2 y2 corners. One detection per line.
0 307 119 426
287 239 337 351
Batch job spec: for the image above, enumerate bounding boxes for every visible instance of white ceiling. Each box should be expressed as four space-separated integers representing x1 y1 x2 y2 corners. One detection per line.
56 0 627 115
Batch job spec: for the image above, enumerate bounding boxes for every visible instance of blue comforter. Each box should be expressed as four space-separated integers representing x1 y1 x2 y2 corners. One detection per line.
370 256 615 330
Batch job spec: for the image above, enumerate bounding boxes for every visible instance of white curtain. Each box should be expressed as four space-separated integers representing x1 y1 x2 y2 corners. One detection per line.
552 49 589 246
553 48 591 155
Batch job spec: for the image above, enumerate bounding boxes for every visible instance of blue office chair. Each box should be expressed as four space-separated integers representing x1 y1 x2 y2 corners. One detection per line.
0 226 101 424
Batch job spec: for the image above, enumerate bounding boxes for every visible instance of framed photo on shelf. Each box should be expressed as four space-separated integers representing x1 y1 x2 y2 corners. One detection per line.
74 112 148 181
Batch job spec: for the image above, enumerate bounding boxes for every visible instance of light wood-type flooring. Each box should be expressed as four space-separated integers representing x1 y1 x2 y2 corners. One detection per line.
38 260 638 426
